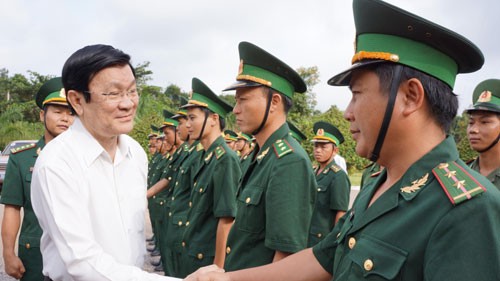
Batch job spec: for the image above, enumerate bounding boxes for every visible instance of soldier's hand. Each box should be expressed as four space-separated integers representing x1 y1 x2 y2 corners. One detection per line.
184 264 228 281
4 254 26 279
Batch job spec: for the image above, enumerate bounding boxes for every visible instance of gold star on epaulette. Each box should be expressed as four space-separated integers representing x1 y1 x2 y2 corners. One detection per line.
256 147 270 161
401 173 429 193
453 180 466 189
445 170 457 178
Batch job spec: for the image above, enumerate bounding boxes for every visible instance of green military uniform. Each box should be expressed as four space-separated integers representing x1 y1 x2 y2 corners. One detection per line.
0 77 69 281
312 0 500 280
360 162 384 189
287 121 306 143
237 132 253 175
223 42 316 271
465 79 500 189
308 121 350 247
178 78 241 277
313 137 500 280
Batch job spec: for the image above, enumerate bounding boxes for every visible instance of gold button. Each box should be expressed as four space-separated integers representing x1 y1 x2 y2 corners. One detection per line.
336 232 341 238
168 212 172 217
168 177 172 181
226 246 231 254
160 201 164 205
171 196 175 201
194 181 197 187
189 201 192 208
199 188 203 193
317 233 322 238
364 259 374 271
348 237 356 249
317 188 321 192
178 221 183 226
26 243 30 249
197 253 204 260
245 197 251 204
176 181 179 186
182 241 186 247
186 221 190 226
153 195 156 199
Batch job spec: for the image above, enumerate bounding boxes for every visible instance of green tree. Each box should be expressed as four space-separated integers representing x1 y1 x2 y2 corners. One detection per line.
134 61 153 89
289 66 320 120
452 111 477 161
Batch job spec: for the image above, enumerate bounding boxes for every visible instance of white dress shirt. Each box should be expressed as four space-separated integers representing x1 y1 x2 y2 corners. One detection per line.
31 118 178 281
334 154 348 175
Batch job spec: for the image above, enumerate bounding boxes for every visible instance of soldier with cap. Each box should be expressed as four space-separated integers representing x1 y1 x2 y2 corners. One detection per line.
223 130 239 151
177 78 241 276
465 79 500 189
234 132 253 174
186 1 500 281
287 121 306 143
222 41 316 271
1 77 74 280
308 121 351 247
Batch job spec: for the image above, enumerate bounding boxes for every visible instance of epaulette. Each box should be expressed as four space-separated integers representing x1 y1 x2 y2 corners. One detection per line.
272 139 294 158
215 145 226 160
330 164 341 173
432 161 486 205
196 143 204 151
11 143 37 154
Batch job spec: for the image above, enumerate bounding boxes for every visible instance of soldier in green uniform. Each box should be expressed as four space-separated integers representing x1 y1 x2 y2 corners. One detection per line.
465 79 500 189
178 77 241 276
146 125 162 249
1 77 74 281
308 121 351 247
235 132 253 175
287 121 306 143
223 130 238 152
222 42 316 271
186 1 500 281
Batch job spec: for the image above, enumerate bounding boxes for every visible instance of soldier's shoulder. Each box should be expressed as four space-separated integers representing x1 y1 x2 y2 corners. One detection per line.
272 138 295 159
10 143 37 155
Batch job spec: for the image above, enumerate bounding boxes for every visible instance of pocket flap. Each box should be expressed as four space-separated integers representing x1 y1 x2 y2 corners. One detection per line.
237 187 264 206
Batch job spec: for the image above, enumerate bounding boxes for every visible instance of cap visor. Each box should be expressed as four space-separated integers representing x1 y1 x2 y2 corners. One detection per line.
223 80 262 91
327 60 386 86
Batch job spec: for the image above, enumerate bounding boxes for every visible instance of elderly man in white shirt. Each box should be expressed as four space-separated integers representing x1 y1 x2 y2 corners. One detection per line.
31 44 182 281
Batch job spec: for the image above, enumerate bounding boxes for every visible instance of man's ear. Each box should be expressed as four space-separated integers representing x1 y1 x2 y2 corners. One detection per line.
209 113 219 128
67 90 84 116
269 92 283 113
39 109 45 123
401 78 425 116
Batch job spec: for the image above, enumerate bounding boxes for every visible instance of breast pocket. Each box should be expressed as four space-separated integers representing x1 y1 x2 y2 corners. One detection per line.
316 184 329 206
347 234 408 280
236 186 265 234
192 183 210 213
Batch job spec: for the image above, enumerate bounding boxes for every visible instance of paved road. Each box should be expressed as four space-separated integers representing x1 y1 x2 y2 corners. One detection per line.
0 187 361 280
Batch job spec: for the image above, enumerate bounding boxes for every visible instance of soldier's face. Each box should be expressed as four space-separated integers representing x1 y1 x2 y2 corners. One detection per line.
234 87 268 134
177 118 190 141
344 69 387 159
41 104 74 137
186 107 211 140
467 111 500 152
235 139 246 151
313 142 335 164
164 126 176 147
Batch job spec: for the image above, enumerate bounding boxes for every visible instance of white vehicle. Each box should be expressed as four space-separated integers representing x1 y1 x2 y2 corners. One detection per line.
0 140 37 189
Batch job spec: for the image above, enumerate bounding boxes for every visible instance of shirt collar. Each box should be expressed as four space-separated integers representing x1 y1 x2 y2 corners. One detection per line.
255 122 290 164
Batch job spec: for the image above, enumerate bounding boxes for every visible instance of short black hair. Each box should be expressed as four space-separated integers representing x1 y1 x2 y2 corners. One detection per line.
62 44 135 114
263 87 293 114
201 107 225 131
369 63 458 133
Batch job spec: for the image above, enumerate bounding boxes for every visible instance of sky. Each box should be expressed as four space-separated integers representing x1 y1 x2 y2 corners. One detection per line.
1 0 499 113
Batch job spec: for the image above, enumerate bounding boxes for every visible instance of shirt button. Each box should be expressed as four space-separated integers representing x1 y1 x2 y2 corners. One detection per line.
226 246 231 255
186 221 190 226
348 237 356 249
189 201 193 208
199 188 203 193
245 197 251 204
182 241 186 247
178 221 183 226
197 253 204 260
168 212 172 217
172 196 175 201
317 188 321 192
25 243 30 249
194 181 197 187
317 233 322 238
168 177 172 181
176 181 179 186
160 201 164 205
153 195 156 199
364 259 374 271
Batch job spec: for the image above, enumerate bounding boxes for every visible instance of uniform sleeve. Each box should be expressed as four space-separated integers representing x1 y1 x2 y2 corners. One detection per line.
31 160 177 281
212 155 241 218
265 156 316 253
0 154 25 206
424 194 500 280
329 171 351 211
312 216 345 275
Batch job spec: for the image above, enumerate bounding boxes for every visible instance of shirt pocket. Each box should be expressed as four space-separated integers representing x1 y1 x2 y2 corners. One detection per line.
347 234 408 280
192 183 210 213
316 184 329 206
236 186 265 234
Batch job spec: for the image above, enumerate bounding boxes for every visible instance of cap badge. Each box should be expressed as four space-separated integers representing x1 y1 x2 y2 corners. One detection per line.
317 128 325 136
59 88 66 98
478 90 492 102
188 91 193 99
238 60 244 75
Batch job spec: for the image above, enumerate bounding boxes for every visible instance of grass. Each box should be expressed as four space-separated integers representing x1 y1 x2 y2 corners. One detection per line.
349 171 362 187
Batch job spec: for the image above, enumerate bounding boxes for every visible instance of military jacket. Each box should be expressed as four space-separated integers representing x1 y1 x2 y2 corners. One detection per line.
469 157 500 189
224 123 316 271
149 154 171 221
313 137 500 281
181 136 240 262
360 162 384 189
147 152 163 187
308 161 351 247
239 151 253 176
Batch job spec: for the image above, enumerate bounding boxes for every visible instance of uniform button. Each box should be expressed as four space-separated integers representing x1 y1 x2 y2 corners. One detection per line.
168 177 172 181
348 237 356 249
160 201 164 205
186 221 190 226
194 181 197 187
178 221 183 226
199 188 203 193
197 253 204 260
317 188 321 192
168 212 172 217
317 233 322 238
336 232 341 238
176 181 179 186
226 246 231 254
26 243 30 249
153 195 156 199
182 241 186 247
245 197 251 204
172 196 175 201
364 259 374 271
189 201 192 208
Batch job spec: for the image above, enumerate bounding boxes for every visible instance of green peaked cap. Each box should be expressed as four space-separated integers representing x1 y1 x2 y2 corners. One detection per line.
148 125 159 138
237 132 252 142
182 77 233 118
467 79 500 114
287 121 306 142
35 77 69 109
172 96 189 120
160 109 178 129
224 42 307 98
224 130 238 141
328 0 484 89
312 121 344 146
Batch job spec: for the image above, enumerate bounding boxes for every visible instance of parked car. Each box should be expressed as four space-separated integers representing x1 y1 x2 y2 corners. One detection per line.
0 140 38 189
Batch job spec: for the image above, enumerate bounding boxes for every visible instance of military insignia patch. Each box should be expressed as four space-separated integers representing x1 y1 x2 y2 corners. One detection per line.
238 59 244 75
204 152 213 162
188 91 193 99
331 164 341 173
196 143 204 151
478 90 492 102
272 139 294 158
256 147 270 161
215 146 226 160
432 161 486 205
60 88 66 98
401 173 429 193
317 128 324 136
11 143 36 154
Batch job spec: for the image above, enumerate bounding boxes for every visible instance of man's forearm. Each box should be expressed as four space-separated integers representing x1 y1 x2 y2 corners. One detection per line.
214 217 234 268
147 178 169 198
1 205 21 257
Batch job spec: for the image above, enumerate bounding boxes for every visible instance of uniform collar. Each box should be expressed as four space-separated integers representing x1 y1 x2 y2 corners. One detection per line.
255 122 290 164
203 136 225 164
